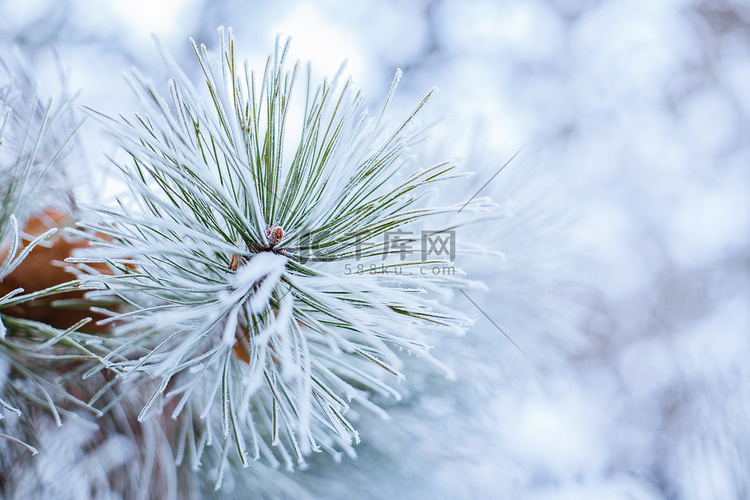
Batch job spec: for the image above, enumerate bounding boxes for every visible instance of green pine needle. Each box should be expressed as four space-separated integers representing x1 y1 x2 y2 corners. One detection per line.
75 27 498 473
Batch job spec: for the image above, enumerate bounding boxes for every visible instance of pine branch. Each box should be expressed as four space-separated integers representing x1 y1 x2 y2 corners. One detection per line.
76 27 499 475
0 51 95 456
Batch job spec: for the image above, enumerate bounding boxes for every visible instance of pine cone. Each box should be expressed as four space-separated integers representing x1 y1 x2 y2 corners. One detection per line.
0 209 107 330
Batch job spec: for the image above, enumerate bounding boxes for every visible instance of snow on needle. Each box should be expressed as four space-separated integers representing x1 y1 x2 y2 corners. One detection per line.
76 27 500 471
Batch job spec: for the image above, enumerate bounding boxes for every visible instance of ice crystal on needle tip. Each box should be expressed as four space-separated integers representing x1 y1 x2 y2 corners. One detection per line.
77 27 497 470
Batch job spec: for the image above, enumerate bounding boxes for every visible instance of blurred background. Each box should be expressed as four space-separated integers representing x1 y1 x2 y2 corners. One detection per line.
1 0 748 498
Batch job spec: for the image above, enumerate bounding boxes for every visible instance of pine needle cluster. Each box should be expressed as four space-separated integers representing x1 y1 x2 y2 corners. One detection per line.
0 27 500 495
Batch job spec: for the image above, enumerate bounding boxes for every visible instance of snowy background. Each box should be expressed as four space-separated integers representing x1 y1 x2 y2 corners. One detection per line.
2 0 749 498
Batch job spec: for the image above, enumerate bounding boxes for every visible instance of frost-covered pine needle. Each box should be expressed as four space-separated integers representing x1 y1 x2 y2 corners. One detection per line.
77 27 498 472
0 51 95 455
